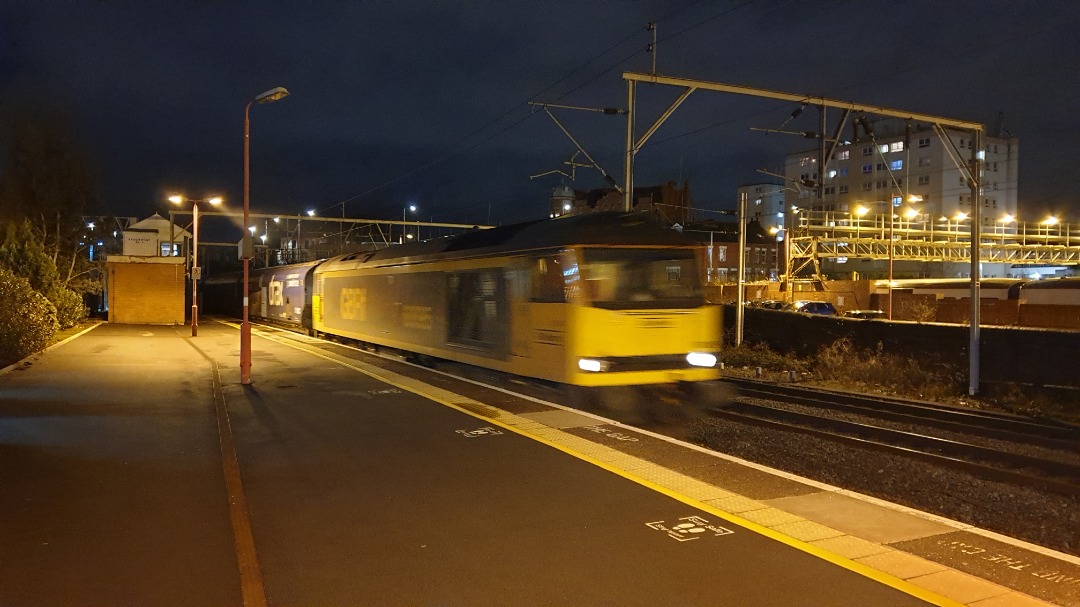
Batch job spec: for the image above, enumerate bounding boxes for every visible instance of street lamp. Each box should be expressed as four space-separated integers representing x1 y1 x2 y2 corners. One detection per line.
854 205 869 239
1042 215 1059 238
242 86 289 385
169 195 223 337
998 213 1015 242
402 203 417 243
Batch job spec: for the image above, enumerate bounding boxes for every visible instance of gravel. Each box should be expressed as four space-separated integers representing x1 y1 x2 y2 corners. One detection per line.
686 414 1080 556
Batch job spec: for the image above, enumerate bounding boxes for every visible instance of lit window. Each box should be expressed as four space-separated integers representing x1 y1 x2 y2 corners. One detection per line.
889 159 903 171
837 150 850 160
892 196 902 206
889 141 904 152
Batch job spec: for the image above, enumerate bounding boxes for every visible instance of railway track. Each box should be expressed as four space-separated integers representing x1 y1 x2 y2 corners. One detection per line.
717 378 1080 497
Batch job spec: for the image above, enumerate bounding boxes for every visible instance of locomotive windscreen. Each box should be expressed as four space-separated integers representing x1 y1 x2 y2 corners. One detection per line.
580 248 704 310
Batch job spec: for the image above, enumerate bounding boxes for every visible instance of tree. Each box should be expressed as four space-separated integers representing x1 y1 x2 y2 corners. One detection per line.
0 101 101 297
0 219 86 328
0 219 59 294
0 266 58 366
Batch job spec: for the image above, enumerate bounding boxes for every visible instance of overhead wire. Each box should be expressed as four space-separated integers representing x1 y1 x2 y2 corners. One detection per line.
322 0 762 221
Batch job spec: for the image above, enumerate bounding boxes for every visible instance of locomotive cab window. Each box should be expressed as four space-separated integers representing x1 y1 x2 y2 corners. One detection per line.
531 255 566 303
581 248 704 310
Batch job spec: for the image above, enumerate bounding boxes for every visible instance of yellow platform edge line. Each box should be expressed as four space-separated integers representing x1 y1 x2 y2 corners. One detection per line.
248 324 966 607
0 321 104 377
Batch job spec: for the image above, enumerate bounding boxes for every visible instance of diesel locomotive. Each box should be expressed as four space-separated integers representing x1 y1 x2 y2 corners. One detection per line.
204 212 723 401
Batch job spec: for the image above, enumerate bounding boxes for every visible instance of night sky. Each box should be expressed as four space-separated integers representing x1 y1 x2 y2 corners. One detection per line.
2 1 1079 227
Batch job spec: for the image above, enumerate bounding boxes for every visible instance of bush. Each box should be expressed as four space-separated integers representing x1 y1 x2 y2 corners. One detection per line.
813 337 965 400
49 286 88 329
0 267 58 365
722 341 809 373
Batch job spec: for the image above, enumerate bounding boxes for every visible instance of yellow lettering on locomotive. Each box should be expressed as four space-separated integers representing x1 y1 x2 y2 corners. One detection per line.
268 278 284 307
340 287 367 320
401 305 433 330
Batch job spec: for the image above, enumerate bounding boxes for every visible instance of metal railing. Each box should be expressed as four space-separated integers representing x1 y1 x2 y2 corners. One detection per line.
791 211 1080 265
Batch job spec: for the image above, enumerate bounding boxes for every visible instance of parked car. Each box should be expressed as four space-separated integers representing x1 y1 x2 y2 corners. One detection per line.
752 299 791 310
792 300 838 315
842 309 886 320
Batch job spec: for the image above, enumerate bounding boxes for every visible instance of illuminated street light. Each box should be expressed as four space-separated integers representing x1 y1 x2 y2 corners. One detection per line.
242 85 290 385
854 205 869 239
402 203 417 243
169 194 223 337
997 213 1016 241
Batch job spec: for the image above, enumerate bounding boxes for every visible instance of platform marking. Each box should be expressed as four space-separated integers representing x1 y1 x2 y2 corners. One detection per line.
647 516 735 542
937 539 1080 587
581 424 640 442
184 338 268 607
241 324 968 607
368 388 402 395
456 427 503 438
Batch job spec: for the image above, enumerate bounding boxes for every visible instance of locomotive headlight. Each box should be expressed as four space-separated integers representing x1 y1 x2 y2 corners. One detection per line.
578 358 609 372
686 352 717 368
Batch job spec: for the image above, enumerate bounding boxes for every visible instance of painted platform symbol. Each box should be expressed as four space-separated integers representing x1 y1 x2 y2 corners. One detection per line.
647 516 735 542
456 427 504 438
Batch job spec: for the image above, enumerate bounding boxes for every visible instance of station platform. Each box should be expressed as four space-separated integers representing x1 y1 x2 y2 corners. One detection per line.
0 321 1077 606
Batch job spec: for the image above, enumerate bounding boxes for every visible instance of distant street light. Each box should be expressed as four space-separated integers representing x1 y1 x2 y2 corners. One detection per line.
169 194 223 337
242 86 290 385
402 203 417 243
998 213 1015 242
854 205 869 239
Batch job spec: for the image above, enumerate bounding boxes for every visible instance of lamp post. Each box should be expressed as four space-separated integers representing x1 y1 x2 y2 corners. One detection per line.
1042 215 1059 239
169 195 222 337
998 213 1015 244
854 205 869 241
242 86 289 385
402 203 417 243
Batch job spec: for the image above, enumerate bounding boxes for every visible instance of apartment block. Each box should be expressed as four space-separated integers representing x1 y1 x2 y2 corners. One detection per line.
782 121 1019 231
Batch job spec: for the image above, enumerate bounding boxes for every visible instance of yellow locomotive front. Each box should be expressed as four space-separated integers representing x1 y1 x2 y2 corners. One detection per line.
518 244 722 388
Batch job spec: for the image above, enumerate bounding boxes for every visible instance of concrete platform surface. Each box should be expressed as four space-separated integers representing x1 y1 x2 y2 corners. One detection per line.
0 321 1076 606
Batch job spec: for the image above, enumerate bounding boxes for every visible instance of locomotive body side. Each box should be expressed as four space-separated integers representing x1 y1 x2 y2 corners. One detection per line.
311 214 721 388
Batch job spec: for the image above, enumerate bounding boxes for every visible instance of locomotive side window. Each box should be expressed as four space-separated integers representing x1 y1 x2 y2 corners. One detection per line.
581 248 704 310
447 270 504 348
531 255 566 303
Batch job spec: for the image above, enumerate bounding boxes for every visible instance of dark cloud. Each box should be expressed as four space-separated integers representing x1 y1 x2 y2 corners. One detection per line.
1 0 1079 224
